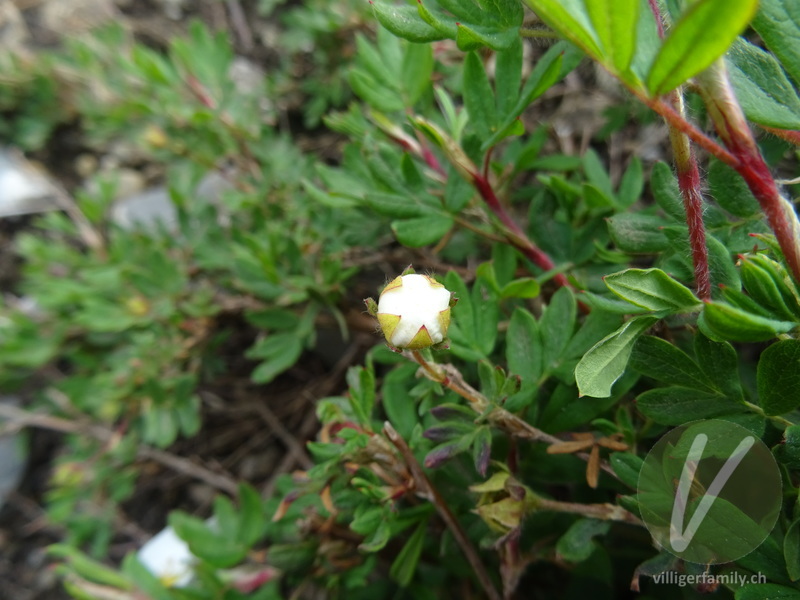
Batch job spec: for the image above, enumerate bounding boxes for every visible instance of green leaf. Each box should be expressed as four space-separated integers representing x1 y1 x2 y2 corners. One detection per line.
348 69 405 112
785 519 800 582
604 268 700 313
610 452 643 489
735 584 800 600
575 315 658 398
381 364 419 439
371 3 446 43
636 386 744 425
752 0 800 86
556 519 611 563
741 255 800 321
506 307 543 386
758 339 800 415
248 334 304 384
500 278 541 299
607 213 670 253
701 301 796 342
391 214 453 247
540 287 577 369
694 334 743 398
495 38 523 116
651 161 685 221
617 157 644 208
629 335 715 391
584 0 639 80
464 52 498 139
389 519 428 586
727 38 800 129
646 0 759 95
523 0 602 58
169 512 247 568
401 42 434 105
237 484 266 547
708 157 760 218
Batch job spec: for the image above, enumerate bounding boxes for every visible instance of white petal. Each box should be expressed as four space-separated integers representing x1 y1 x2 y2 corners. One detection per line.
378 274 450 347
137 526 194 587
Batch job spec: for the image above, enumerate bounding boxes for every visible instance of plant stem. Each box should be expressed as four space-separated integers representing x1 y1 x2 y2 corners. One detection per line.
383 422 502 600
407 351 619 479
761 126 800 146
535 497 642 525
666 90 711 299
695 62 800 284
471 173 572 290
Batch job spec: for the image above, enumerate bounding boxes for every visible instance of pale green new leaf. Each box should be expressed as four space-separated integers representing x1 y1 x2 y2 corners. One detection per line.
584 0 639 80
524 0 602 58
604 268 701 313
575 315 658 398
646 0 759 95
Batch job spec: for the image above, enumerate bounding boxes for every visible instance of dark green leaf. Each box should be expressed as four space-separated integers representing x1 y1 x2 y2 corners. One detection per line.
506 307 543 386
708 157 760 218
391 214 453 247
758 339 800 415
727 38 800 129
401 42 434 105
651 161 685 221
694 334 743 398
752 0 800 86
629 335 715 390
784 519 800 582
556 519 611 563
541 287 577 369
495 38 523 116
607 213 670 253
636 386 745 425
610 452 643 489
735 584 800 600
464 52 497 138
500 278 540 299
389 519 428 586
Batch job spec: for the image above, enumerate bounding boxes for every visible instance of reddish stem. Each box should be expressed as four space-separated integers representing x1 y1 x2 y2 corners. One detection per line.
472 173 572 290
645 0 711 299
761 126 800 147
647 0 666 38
677 162 711 298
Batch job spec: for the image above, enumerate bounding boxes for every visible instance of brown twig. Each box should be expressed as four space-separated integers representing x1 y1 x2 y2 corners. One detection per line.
407 351 619 480
383 422 502 600
0 403 239 495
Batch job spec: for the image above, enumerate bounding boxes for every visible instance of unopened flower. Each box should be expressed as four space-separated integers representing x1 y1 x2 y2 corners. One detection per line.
365 270 454 350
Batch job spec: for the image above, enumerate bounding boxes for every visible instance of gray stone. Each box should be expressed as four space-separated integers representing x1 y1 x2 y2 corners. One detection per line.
0 148 58 217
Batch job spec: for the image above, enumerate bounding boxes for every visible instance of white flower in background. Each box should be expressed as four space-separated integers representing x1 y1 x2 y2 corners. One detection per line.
137 526 194 587
370 272 453 349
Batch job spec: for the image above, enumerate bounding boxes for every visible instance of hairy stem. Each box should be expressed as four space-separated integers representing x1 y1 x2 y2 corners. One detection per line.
535 497 643 525
666 90 711 299
695 62 800 283
383 422 502 600
472 173 573 290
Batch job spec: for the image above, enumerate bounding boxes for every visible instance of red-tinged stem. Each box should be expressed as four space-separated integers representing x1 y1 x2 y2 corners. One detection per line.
645 0 710 299
761 126 800 147
696 63 800 283
630 89 740 168
472 173 572 290
647 0 666 38
666 90 711 299
419 139 447 177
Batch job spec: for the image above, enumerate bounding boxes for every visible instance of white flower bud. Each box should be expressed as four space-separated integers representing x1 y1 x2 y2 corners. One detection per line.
377 274 452 349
